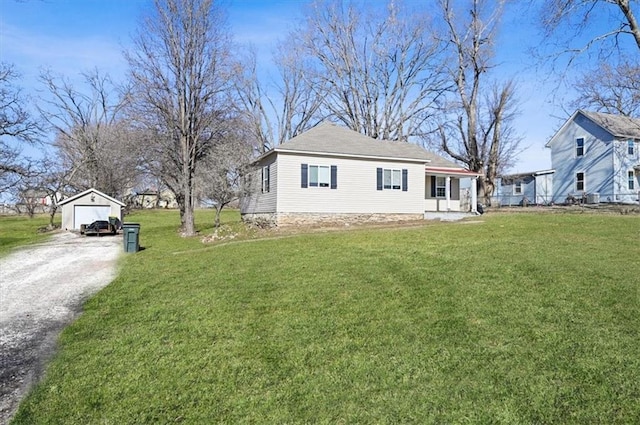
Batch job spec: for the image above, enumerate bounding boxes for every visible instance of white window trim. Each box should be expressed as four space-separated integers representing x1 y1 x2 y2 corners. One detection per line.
576 171 586 192
628 170 636 190
262 166 270 193
383 168 402 190
576 137 585 157
513 181 522 195
308 165 331 188
628 139 635 156
436 176 446 198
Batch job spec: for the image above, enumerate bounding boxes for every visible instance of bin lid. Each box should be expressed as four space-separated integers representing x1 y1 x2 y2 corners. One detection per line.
122 223 141 228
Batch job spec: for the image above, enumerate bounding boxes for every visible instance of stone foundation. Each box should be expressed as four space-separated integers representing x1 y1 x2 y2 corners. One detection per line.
242 212 424 227
241 212 277 228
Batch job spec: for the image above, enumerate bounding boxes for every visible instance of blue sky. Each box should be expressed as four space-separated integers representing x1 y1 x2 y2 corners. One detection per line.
0 0 626 173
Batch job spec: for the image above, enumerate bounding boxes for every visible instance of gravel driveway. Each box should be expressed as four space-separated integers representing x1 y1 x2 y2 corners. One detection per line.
0 232 121 424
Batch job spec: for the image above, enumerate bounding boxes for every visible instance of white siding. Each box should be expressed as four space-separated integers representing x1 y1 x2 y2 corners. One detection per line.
549 116 614 202
276 153 425 214
61 192 123 231
612 139 640 203
535 174 554 205
240 156 278 214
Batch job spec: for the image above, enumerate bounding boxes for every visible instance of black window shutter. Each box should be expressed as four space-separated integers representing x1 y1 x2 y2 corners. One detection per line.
376 168 383 190
301 164 308 188
330 165 337 189
430 176 436 197
402 169 408 191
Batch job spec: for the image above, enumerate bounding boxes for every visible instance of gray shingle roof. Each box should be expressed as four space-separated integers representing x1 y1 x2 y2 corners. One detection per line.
276 122 461 167
580 110 640 139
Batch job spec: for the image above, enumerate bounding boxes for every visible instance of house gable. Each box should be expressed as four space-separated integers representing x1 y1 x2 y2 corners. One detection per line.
546 110 640 203
60 188 125 231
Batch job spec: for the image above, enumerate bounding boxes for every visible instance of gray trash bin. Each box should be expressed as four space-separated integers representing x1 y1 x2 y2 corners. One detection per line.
122 223 140 253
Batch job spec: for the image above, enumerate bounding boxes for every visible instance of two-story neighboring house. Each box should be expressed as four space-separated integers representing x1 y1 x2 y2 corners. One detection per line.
546 110 640 204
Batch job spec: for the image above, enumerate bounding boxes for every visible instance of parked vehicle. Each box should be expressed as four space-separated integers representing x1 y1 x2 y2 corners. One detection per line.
81 220 116 236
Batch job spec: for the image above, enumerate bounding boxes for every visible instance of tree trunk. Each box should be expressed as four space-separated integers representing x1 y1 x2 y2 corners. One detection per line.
214 205 222 228
181 179 195 235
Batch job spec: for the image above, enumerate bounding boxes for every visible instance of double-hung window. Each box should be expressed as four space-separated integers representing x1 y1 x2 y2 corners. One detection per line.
436 177 446 197
576 138 585 157
262 166 270 193
576 172 585 191
629 170 636 190
309 165 330 187
376 167 408 191
301 164 337 189
514 181 522 195
628 140 635 156
383 169 402 190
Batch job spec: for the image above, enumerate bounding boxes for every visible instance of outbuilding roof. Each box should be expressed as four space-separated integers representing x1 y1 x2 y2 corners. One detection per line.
58 188 125 206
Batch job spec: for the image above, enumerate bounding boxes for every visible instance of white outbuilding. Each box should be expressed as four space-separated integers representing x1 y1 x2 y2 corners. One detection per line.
59 188 125 231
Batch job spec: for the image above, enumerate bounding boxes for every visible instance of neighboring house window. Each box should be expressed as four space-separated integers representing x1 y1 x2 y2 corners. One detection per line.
576 138 585 157
629 170 636 190
261 166 270 193
377 168 408 191
513 181 522 195
436 176 446 197
576 172 585 191
628 140 635 156
301 164 337 189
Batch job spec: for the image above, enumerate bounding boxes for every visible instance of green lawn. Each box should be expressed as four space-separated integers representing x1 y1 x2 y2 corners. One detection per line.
9 210 640 424
0 214 58 257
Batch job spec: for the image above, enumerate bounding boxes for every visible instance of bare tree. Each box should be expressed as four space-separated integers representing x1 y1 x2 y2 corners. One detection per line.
571 60 640 117
125 0 234 236
0 63 40 143
235 45 324 152
435 0 521 204
287 0 448 141
538 0 640 67
38 69 140 198
197 123 254 227
35 157 73 228
0 63 40 195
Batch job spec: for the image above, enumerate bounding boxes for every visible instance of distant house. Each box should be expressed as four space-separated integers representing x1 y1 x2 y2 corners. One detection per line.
494 170 555 206
59 188 125 231
241 123 482 226
546 110 640 204
131 189 178 209
15 189 60 215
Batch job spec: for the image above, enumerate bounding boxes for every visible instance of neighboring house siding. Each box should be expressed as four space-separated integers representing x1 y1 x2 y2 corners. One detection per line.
276 153 425 214
535 173 554 204
495 176 535 206
612 139 640 203
550 116 613 202
241 155 277 215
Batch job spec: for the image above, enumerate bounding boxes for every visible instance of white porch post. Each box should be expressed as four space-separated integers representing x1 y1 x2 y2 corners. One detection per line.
445 176 451 211
471 177 478 213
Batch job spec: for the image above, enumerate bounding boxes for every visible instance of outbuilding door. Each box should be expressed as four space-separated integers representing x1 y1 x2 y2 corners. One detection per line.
74 205 110 229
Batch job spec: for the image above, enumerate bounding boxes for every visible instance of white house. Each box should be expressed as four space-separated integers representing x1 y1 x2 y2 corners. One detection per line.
59 188 125 231
546 110 640 204
241 123 481 226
